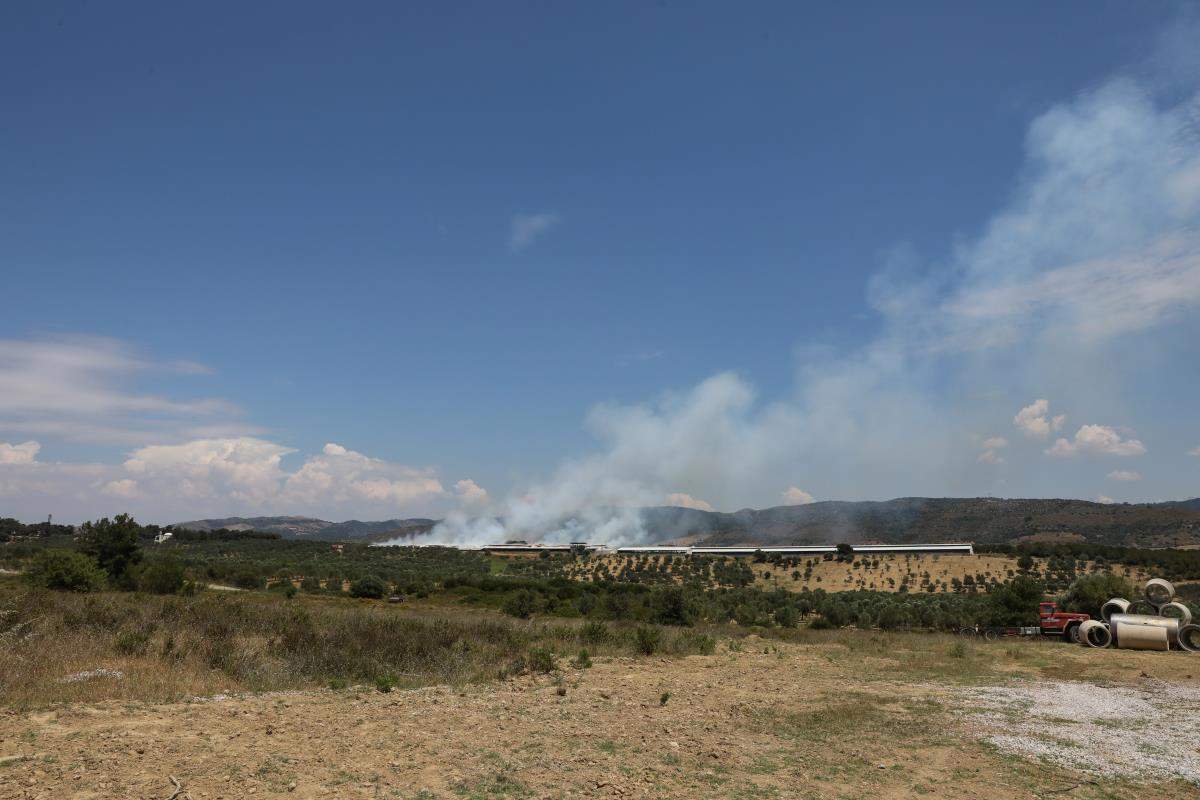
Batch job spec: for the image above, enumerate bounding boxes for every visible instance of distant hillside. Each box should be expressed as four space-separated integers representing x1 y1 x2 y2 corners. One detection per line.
174 497 1200 547
174 515 436 541
642 497 1200 548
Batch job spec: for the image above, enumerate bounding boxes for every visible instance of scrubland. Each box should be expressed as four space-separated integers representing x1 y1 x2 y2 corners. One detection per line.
3 587 1198 799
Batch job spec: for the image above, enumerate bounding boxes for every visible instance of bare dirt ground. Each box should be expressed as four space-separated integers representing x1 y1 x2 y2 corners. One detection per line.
3 633 1199 800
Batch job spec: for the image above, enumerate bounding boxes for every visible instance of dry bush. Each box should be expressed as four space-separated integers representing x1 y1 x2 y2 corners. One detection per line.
0 583 715 709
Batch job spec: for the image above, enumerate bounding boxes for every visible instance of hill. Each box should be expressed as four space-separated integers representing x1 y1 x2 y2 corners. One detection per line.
644 497 1200 548
173 515 436 541
173 497 1200 547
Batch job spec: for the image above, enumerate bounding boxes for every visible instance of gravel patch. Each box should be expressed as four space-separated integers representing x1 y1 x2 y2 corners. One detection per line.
955 680 1200 784
58 668 124 683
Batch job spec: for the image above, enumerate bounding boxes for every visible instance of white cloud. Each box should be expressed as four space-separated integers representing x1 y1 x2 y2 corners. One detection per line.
977 435 1007 465
125 437 294 506
509 212 560 251
781 486 815 505
101 479 139 498
1 435 469 522
282 443 445 511
1189 446 1200 456
665 492 714 511
1013 400 1065 439
453 479 489 506
1097 495 1117 505
0 335 244 445
0 441 40 464
1046 425 1147 458
1107 470 1142 482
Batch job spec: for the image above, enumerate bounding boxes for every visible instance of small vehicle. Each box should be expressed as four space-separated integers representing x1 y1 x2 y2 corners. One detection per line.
1038 601 1090 642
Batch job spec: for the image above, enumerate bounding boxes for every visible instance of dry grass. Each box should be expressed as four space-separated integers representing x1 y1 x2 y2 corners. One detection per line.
570 552 1155 594
0 579 714 709
3 585 1199 798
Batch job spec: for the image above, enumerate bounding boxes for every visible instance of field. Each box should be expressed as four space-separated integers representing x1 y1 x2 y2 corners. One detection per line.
561 552 1159 594
5 527 1200 799
2 580 1199 799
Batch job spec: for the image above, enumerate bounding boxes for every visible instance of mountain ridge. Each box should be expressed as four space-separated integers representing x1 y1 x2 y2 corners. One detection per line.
176 496 1200 547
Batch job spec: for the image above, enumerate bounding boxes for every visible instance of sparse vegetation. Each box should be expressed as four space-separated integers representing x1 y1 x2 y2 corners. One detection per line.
0 576 719 708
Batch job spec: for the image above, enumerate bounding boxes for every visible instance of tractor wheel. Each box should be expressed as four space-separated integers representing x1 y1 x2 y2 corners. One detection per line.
958 627 977 638
1065 623 1081 644
984 629 1001 641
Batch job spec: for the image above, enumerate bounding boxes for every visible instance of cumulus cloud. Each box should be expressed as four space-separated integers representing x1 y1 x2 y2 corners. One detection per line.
1013 400 1066 439
665 492 714 511
1190 446 1200 456
509 212 560 251
1046 425 1147 458
976 450 1005 465
1107 470 1142 481
781 486 815 505
1097 495 1117 505
281 442 445 510
0 441 40 464
453 479 489 506
982 436 1008 450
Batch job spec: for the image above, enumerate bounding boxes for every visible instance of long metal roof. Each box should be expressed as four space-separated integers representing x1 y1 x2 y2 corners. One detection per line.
477 542 974 555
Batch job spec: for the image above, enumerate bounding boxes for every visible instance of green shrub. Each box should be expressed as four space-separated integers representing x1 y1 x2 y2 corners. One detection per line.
115 628 151 656
634 626 661 655
570 649 593 669
502 590 536 619
136 559 187 594
26 549 105 592
579 620 610 644
375 674 397 693
1060 573 1136 616
808 617 834 630
300 576 322 593
349 576 387 599
526 646 557 674
659 691 671 706
232 570 265 590
774 605 799 628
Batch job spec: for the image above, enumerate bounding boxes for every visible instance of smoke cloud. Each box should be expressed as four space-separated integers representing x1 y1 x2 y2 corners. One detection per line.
417 24 1200 547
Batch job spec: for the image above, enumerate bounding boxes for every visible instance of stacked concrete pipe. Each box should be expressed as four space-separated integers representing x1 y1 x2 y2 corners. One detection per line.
1089 578 1196 651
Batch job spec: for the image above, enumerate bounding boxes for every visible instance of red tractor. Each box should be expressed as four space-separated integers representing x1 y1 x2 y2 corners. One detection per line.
1039 601 1090 642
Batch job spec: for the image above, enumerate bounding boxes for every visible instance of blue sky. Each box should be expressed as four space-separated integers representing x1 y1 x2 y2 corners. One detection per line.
2 3 1199 528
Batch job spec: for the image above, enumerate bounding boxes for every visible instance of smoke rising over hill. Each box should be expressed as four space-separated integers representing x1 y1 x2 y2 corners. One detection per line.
421 31 1200 547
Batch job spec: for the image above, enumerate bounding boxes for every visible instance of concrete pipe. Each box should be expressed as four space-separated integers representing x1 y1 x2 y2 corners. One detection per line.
1158 601 1193 626
1145 578 1176 607
1113 620 1170 651
1100 598 1131 622
1109 613 1180 649
1178 624 1200 653
1077 620 1112 648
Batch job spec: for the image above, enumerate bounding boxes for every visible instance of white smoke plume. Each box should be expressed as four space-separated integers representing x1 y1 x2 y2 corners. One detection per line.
414 25 1200 548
